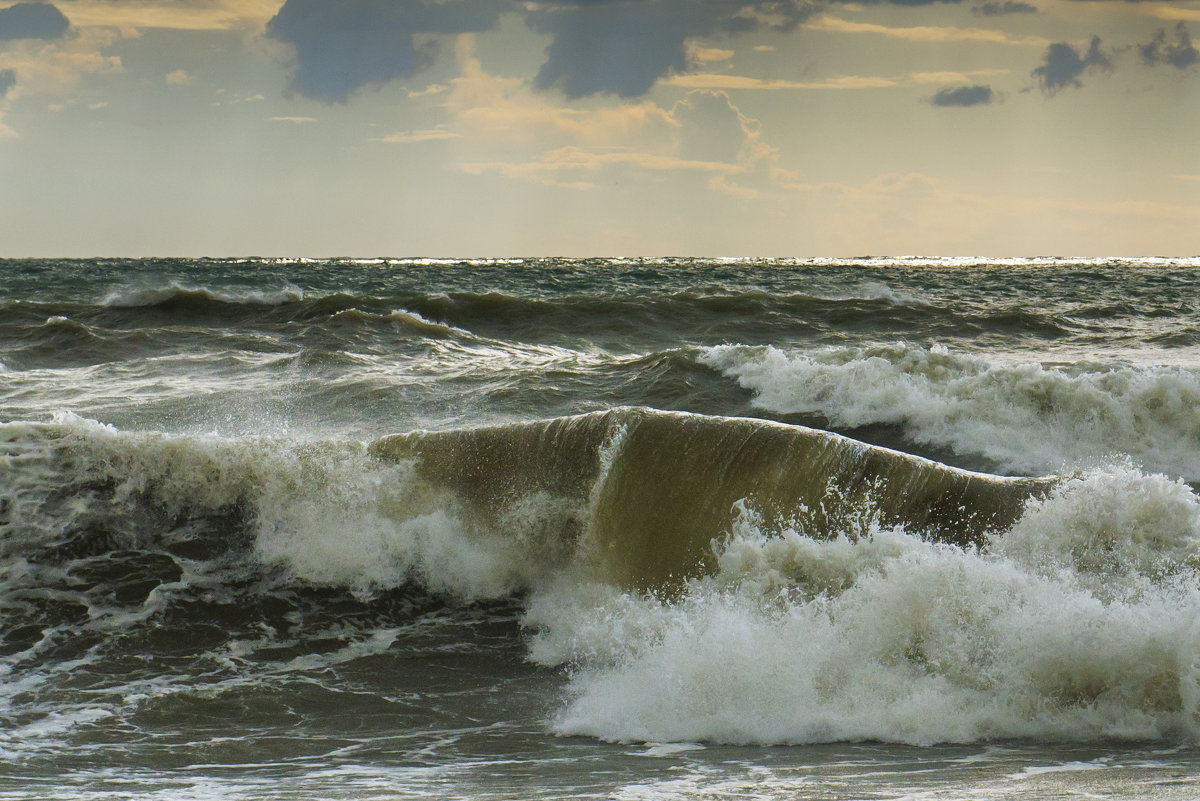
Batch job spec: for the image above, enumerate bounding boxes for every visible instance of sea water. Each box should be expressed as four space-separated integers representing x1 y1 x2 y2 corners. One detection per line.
3 257 1200 799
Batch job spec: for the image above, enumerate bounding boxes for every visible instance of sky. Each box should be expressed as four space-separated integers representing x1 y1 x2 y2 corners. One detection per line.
0 0 1197 256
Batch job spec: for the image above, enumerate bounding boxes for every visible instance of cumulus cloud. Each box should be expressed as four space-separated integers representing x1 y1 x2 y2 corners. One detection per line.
1140 22 1198 69
531 0 1024 99
528 1 692 98
0 2 69 40
444 37 676 145
264 0 830 103
501 0 821 99
265 0 505 102
1032 36 1110 96
0 68 14 97
929 84 993 106
265 0 1053 104
972 1 1036 15
0 27 122 96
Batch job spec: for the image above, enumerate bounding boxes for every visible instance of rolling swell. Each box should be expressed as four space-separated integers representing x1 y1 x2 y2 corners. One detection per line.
0 283 1082 357
370 407 1056 590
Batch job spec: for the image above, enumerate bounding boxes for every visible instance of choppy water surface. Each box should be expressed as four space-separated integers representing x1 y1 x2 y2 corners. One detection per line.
3 257 1200 799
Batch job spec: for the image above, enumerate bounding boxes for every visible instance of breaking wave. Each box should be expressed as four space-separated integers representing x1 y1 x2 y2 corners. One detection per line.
99 282 307 308
529 465 1200 745
5 409 1200 746
702 343 1200 479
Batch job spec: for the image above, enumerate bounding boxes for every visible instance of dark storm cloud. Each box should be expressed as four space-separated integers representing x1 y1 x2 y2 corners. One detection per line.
527 0 820 99
267 0 827 103
0 69 14 98
0 2 69 41
265 0 506 103
972 1 1037 14
1032 36 1111 96
929 84 993 106
1140 23 1199 69
267 0 1016 104
528 0 691 98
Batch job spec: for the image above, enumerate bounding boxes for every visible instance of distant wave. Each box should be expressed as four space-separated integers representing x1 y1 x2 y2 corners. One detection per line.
834 280 931 306
702 343 1200 480
99 282 307 308
7 283 1093 352
93 283 928 316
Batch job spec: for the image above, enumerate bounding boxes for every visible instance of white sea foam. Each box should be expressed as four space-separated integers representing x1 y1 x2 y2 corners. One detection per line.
0 415 561 602
701 343 1200 479
525 467 1200 745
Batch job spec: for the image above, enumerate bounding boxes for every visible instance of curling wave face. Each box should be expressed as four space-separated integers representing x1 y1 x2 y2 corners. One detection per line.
369 407 1054 589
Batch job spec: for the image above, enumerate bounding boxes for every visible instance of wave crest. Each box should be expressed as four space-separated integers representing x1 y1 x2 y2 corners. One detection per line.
99 282 306 308
702 343 1200 479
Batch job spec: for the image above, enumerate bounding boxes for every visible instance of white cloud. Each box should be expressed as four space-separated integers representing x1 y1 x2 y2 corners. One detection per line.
372 126 459 144
58 0 283 32
165 69 193 86
0 28 123 99
461 146 740 190
687 43 735 63
1139 4 1200 22
803 15 1050 47
407 83 449 99
667 73 900 90
444 36 675 147
666 69 1009 91
458 86 795 200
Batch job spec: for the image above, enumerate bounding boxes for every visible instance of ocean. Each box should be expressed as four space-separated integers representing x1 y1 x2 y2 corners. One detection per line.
3 257 1200 799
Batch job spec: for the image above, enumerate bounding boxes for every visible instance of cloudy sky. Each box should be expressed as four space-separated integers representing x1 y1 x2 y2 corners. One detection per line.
0 0 1197 256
